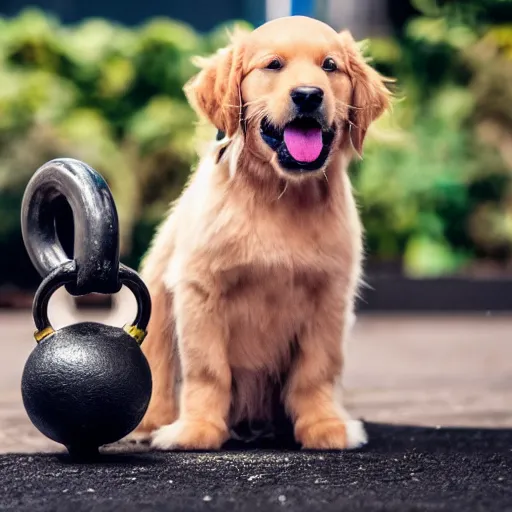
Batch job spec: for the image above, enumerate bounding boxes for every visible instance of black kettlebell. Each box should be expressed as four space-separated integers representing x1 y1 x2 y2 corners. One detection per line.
20 158 153 459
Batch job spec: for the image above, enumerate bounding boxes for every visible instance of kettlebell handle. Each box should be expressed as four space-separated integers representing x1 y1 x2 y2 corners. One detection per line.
21 158 121 296
22 157 152 343
32 260 151 344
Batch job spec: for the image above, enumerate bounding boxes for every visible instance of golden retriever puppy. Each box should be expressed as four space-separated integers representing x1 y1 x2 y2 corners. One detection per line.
135 15 390 450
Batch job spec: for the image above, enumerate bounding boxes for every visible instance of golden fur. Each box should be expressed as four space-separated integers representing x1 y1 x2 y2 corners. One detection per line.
133 16 390 450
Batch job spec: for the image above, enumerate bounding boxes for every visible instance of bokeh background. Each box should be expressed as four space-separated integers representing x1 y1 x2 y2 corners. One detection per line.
1 0 512 307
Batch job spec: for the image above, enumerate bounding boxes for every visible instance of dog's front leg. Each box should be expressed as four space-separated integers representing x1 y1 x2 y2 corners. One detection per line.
151 282 231 451
285 287 367 450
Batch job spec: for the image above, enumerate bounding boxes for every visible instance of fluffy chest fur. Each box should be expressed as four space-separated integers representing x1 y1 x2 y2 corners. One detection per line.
220 263 319 371
165 147 361 379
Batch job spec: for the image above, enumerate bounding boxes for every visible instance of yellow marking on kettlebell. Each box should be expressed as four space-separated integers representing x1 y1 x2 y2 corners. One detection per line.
123 324 147 344
34 326 55 343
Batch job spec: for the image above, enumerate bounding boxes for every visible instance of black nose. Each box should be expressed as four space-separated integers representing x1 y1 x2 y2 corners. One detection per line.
290 86 324 113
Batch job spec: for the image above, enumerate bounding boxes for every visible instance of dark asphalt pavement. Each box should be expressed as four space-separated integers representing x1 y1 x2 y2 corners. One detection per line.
1 423 511 511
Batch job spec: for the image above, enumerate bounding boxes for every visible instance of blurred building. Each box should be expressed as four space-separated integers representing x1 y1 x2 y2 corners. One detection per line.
0 0 389 33
0 0 259 31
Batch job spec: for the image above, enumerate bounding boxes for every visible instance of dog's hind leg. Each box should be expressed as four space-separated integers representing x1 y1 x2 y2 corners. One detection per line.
128 214 180 442
134 283 178 439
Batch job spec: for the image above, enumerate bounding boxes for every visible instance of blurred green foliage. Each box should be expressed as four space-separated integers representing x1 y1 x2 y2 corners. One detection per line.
355 0 512 276
1 3 512 290
0 9 250 288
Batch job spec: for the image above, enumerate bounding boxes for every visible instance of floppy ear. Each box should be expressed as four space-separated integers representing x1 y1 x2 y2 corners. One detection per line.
184 33 247 138
339 30 392 156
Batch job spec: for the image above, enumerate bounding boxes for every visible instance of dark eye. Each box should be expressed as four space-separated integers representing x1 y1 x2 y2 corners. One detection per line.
322 57 338 72
265 58 283 70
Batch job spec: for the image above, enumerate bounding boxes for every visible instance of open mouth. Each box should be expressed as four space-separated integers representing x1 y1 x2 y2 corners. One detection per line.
260 117 335 172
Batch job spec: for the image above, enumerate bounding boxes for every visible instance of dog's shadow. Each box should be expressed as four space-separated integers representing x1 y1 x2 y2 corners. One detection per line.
52 422 512 465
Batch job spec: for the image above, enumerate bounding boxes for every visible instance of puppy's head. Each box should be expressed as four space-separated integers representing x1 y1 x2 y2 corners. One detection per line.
185 16 391 181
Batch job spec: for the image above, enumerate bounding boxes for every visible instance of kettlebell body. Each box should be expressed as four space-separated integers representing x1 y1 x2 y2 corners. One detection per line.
22 322 152 452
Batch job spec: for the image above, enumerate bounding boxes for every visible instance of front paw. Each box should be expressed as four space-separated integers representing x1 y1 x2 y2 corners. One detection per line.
296 418 367 450
151 419 229 451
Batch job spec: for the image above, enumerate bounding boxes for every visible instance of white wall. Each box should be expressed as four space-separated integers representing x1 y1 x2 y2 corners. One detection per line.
265 0 291 20
264 0 390 37
328 0 390 37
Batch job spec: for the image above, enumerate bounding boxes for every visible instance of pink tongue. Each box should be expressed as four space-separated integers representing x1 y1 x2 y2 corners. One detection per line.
283 126 323 163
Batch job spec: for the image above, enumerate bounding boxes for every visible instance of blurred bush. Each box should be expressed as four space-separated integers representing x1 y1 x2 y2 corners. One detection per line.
356 0 512 276
0 9 249 289
2 3 512 291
